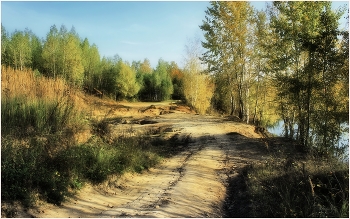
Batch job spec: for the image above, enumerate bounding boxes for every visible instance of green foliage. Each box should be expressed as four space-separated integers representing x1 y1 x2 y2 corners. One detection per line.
269 1 348 151
137 59 173 101
81 38 101 89
1 137 70 206
42 25 60 78
152 59 173 101
100 57 117 95
200 1 256 121
115 61 140 100
1 24 10 66
41 25 85 85
99 57 141 100
29 32 43 72
8 29 32 70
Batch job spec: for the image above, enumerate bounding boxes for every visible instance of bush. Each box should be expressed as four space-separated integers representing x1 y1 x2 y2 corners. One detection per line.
1 137 69 206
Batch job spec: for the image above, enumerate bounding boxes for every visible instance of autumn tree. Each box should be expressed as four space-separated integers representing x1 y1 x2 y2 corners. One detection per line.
200 1 255 121
168 61 185 100
183 37 214 114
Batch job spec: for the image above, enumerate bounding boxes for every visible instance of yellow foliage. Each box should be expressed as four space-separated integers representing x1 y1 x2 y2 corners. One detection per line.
183 71 214 115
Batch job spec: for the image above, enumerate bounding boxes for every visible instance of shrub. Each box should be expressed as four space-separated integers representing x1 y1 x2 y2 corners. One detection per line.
1 137 69 206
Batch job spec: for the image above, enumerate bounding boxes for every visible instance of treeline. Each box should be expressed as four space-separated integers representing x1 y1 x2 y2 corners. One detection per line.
1 24 185 102
200 1 348 154
1 1 349 154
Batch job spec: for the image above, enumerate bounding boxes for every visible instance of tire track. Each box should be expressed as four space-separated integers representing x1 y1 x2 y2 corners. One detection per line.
27 112 264 218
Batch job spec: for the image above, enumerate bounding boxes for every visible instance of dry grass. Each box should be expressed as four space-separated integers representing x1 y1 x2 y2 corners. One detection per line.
2 66 70 102
1 66 84 136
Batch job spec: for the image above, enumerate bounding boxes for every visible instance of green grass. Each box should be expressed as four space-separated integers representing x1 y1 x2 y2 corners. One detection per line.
1 130 190 207
1 95 83 137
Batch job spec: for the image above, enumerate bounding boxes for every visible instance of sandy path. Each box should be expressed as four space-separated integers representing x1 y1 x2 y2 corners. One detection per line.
28 110 265 218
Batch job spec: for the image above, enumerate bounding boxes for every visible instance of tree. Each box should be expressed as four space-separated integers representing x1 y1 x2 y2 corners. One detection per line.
100 56 116 95
59 26 84 85
168 61 185 100
132 58 153 100
42 25 60 77
251 10 269 125
115 61 140 100
42 25 84 85
200 1 255 121
183 37 214 114
81 38 101 89
269 1 347 152
150 59 173 101
1 24 10 66
8 29 32 70
29 31 43 72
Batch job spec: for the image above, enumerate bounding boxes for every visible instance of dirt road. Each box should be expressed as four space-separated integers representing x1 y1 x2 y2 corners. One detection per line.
27 102 267 218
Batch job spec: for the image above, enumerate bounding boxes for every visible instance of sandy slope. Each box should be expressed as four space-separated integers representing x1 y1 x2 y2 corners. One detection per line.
24 99 267 218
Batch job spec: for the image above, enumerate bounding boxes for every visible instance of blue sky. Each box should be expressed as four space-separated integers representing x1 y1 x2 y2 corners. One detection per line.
1 1 348 68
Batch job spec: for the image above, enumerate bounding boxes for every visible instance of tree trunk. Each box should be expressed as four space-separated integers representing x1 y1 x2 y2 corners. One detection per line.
230 92 235 115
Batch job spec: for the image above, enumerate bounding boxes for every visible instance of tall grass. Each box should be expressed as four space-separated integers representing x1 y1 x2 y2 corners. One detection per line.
1 66 83 136
1 66 83 206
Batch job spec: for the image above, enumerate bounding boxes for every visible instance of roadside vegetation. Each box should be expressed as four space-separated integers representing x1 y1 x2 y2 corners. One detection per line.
1 1 348 217
1 67 191 208
224 137 348 218
246 155 348 217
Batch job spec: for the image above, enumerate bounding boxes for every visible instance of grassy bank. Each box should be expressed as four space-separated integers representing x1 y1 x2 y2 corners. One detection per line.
224 138 349 218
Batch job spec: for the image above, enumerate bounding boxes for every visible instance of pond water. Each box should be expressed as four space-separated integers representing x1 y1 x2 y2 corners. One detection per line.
267 120 349 161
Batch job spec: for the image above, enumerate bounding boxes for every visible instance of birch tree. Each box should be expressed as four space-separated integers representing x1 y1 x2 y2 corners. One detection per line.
183 37 214 115
8 29 32 70
200 1 254 121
